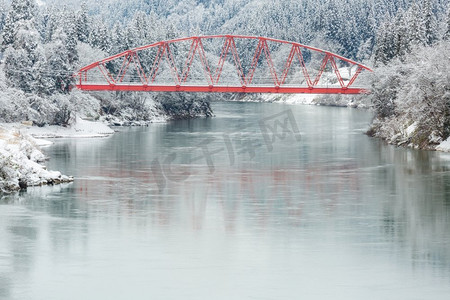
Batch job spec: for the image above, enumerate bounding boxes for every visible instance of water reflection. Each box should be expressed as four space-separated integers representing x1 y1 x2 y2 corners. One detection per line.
375 146 450 273
1 103 450 299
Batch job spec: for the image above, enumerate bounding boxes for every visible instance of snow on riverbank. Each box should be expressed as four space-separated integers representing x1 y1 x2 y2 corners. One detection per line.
256 92 370 108
0 127 73 193
255 67 370 107
436 139 450 152
260 93 318 105
2 117 115 139
0 117 119 193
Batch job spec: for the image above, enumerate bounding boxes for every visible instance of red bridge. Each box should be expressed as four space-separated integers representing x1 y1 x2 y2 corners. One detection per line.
75 35 372 94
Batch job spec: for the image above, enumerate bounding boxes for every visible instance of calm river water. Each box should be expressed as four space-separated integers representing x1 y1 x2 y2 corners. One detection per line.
1 102 450 299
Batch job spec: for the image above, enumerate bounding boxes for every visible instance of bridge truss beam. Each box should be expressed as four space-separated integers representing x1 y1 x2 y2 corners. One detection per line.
75 35 372 94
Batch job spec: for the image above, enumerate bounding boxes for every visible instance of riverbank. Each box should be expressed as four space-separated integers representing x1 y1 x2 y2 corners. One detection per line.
367 41 450 153
1 117 115 139
0 117 120 193
257 93 370 108
0 127 73 193
367 117 450 153
0 117 117 192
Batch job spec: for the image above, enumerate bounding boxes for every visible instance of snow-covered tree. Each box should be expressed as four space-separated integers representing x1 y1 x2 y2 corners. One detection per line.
3 11 42 93
444 6 450 40
393 10 410 59
374 22 395 65
0 0 7 32
76 2 89 43
1 0 37 51
88 17 110 52
356 37 374 61
373 0 446 65
43 28 73 94
38 7 52 43
406 3 427 47
109 21 126 55
62 13 79 65
422 0 437 45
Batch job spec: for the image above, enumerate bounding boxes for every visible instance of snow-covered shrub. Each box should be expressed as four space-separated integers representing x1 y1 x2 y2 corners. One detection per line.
27 94 59 126
0 152 20 192
69 89 101 120
0 87 29 122
49 94 74 126
93 91 167 124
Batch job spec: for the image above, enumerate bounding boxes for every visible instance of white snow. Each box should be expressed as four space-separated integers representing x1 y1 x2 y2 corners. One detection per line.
274 94 318 105
0 127 73 192
32 138 53 147
405 122 417 136
2 117 114 139
436 138 450 152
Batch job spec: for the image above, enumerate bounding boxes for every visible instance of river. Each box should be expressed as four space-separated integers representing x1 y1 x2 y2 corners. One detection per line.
1 102 450 299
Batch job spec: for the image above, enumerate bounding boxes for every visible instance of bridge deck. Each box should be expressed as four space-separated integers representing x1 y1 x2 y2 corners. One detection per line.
76 84 369 94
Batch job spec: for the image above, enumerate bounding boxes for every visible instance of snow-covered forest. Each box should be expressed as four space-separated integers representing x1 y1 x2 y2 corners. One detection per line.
0 0 449 142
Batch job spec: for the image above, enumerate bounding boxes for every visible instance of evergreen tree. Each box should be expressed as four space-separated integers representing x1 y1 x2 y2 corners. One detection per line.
33 49 53 95
62 13 79 64
45 28 73 94
165 22 178 41
406 4 426 46
444 6 450 40
393 11 410 59
1 0 37 51
3 19 43 93
146 11 161 42
374 22 394 65
38 7 51 43
0 0 7 32
356 37 373 61
76 2 89 43
131 11 149 44
422 0 437 45
88 18 110 52
110 22 126 54
124 22 136 50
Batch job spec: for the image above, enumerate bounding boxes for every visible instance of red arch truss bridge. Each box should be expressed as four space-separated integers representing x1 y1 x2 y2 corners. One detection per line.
75 35 373 94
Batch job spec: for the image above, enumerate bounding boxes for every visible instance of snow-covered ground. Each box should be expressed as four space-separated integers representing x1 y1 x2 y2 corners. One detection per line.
436 139 450 152
260 93 318 105
255 90 369 108
0 127 73 193
1 117 115 139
